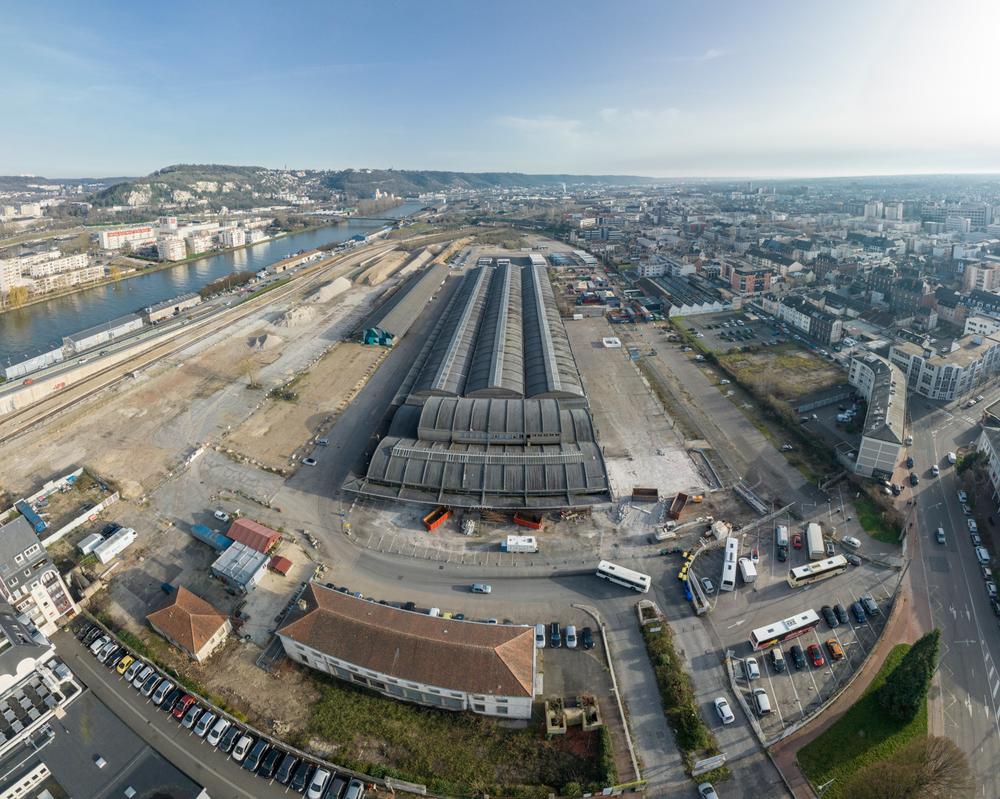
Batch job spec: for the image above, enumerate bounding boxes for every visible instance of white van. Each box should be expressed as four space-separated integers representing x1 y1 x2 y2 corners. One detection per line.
977 546 991 565
738 557 757 584
842 536 862 550
752 688 772 716
947 452 957 464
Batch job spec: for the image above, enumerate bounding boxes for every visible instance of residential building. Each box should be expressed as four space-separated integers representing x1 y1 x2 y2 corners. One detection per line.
729 265 772 295
965 315 1000 337
977 419 1000 506
963 263 1000 293
889 332 1000 401
848 354 906 480
25 252 89 278
146 586 231 662
156 236 186 261
98 225 156 251
220 228 246 248
278 583 535 719
185 232 214 254
0 517 77 636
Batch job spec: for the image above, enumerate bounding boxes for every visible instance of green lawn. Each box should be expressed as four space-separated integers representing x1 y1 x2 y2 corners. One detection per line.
854 494 902 545
797 644 927 798
308 675 612 797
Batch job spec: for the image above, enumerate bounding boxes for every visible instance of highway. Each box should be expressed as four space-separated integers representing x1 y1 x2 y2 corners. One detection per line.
909 392 1000 798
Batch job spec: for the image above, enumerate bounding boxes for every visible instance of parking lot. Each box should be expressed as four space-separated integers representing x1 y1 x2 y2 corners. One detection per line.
681 311 781 354
692 520 900 741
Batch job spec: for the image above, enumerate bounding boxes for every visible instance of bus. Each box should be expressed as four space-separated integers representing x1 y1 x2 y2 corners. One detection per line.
720 537 739 592
749 610 821 651
596 560 651 593
787 555 848 588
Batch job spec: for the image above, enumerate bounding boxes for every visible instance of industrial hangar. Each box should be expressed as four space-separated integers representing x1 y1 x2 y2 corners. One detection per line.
349 257 610 509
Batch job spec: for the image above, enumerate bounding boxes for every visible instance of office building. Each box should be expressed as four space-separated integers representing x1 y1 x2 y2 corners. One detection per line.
889 333 1000 401
98 225 156 251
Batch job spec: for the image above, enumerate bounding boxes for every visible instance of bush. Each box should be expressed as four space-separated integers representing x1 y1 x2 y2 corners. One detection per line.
878 630 940 722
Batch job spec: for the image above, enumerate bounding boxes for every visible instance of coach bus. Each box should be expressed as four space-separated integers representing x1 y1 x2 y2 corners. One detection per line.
787 555 848 589
749 609 821 651
596 560 651 593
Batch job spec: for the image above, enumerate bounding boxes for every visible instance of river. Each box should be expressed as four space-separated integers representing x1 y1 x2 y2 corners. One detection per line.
0 202 423 362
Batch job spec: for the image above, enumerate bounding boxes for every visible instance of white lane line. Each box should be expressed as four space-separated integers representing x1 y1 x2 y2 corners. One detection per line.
993 680 1000 700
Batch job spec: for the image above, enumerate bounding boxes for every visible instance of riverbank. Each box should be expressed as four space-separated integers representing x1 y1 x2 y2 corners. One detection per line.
0 221 349 319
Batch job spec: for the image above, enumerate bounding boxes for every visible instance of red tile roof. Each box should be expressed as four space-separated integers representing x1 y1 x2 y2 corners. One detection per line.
226 518 280 553
146 587 228 656
269 555 292 575
278 584 534 698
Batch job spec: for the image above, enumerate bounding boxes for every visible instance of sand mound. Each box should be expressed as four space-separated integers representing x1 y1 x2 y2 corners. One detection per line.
274 306 318 327
247 332 284 351
307 276 352 303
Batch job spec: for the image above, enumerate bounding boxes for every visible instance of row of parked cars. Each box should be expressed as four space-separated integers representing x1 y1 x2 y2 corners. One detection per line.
78 624 366 799
536 622 595 650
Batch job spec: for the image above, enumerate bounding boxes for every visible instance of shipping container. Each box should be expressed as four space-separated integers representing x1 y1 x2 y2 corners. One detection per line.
190 524 234 552
94 527 136 564
422 506 451 531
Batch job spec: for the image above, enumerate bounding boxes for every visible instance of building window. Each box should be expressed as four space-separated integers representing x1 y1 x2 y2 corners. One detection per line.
472 703 486 713
14 554 23 565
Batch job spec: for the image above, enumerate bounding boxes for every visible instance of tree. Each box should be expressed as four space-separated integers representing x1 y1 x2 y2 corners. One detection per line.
5 285 29 308
878 629 940 722
109 265 123 282
841 735 974 799
956 449 987 476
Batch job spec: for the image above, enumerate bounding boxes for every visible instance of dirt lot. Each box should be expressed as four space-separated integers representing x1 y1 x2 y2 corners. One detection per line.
718 345 843 401
225 343 386 471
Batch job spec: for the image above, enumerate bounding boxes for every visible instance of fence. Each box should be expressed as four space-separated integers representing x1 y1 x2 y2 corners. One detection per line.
41 492 119 547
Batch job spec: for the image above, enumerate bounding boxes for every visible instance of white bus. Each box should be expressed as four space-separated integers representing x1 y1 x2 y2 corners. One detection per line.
749 609 821 651
724 537 739 564
596 560 651 593
720 536 740 592
787 555 848 588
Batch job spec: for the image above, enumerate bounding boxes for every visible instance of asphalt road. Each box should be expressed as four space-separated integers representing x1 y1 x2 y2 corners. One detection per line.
908 393 1000 799
55 630 292 799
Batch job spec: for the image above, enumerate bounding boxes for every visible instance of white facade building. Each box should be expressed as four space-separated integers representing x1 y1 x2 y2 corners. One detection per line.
156 236 187 261
185 232 214 254
278 583 535 719
848 354 906 479
98 225 156 250
964 315 1000 337
220 228 246 248
889 333 1000 401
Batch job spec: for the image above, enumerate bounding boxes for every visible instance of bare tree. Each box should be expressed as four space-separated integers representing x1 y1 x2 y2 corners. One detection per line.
841 736 974 799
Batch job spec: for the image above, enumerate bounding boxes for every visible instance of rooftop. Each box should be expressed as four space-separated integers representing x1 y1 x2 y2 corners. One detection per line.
226 518 281 553
278 583 535 698
146 586 229 654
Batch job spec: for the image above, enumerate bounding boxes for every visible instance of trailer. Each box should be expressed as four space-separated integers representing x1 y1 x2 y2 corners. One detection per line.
190 524 234 552
667 492 689 520
502 535 539 553
15 500 46 533
806 522 825 561
423 506 451 532
513 512 544 530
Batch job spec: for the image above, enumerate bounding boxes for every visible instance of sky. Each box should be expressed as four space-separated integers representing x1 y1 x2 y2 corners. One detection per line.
3 0 1000 178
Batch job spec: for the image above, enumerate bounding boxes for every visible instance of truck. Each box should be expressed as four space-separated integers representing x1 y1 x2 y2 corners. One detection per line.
775 525 789 548
502 535 538 553
422 506 451 532
805 522 825 561
14 501 46 533
738 557 758 584
667 492 689 520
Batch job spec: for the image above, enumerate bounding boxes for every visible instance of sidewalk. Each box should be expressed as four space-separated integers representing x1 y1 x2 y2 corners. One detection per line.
768 570 927 798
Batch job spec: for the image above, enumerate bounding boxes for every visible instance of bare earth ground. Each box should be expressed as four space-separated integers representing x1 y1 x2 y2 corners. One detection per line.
718 346 842 400
226 343 386 470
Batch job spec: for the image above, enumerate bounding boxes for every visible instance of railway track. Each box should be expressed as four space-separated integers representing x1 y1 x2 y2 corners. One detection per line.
0 250 370 445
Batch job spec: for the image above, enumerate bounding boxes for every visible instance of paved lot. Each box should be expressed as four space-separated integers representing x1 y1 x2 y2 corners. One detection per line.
683 310 779 354
565 315 704 500
692 526 899 741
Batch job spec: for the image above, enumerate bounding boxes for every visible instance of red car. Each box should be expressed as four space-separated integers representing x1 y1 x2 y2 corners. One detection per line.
807 643 825 668
792 534 803 550
172 694 196 720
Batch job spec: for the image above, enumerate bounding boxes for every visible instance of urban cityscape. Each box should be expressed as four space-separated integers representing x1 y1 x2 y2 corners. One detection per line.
1 3 999 799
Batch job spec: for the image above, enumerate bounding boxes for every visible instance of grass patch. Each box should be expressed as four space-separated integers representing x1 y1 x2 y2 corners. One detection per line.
797 644 927 798
855 494 902 545
641 623 729 780
307 675 611 797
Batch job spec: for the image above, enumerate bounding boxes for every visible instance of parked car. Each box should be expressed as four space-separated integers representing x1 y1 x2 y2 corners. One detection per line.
906 456 914 469
172 695 196 721
218 725 242 754
302 457 318 467
470 583 492 594
792 533 803 550
291 761 315 793
194 711 217 737
821 605 838 628
133 665 155 689
743 657 760 680
826 639 846 661
565 625 578 649
242 739 269 771
107 649 128 670
344 779 366 799
789 644 806 670
161 688 184 714
232 734 255 763
307 768 332 799
124 660 144 683
534 623 546 649
316 438 330 446
115 655 135 675
776 545 788 562
910 473 919 486
181 703 202 729
581 627 595 650
152 680 174 706
97 642 118 664
842 536 862 550
276 752 300 784
714 696 735 724
833 604 848 624
700 576 716 595
141 674 161 697
550 622 562 648
846 554 862 566
752 687 772 716
936 528 946 544
698 783 719 799
826 540 836 557
807 643 826 668
258 747 284 779
206 717 231 747
850 602 867 624
932 464 940 476
972 534 983 547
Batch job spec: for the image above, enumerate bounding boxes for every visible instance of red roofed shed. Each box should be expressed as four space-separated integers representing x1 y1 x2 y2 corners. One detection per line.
269 555 292 575
226 518 281 553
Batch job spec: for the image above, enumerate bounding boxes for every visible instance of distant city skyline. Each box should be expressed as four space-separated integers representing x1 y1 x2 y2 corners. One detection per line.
3 0 999 178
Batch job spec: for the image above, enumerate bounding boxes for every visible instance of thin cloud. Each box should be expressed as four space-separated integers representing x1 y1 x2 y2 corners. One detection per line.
498 115 582 136
669 48 726 63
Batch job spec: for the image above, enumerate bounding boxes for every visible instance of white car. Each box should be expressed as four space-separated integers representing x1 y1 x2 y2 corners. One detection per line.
565 625 578 649
969 519 979 533
714 696 735 724
194 711 217 737
132 665 155 689
534 623 546 649
213 510 229 522
842 536 862 550
232 734 253 762
307 768 331 799
743 657 760 680
698 783 719 799
302 457 318 467
206 717 231 746
958 490 968 504
931 465 940 476
700 577 716 595
470 583 492 594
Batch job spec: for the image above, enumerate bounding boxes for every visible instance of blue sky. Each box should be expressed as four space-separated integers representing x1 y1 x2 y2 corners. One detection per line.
3 0 999 178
